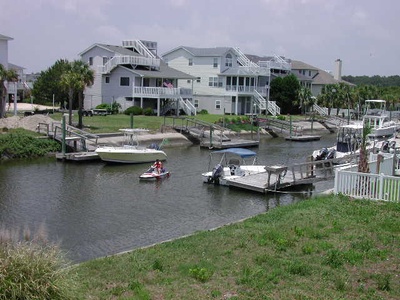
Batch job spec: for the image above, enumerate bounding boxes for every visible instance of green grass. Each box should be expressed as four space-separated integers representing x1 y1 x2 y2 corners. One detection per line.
49 113 254 134
73 194 400 299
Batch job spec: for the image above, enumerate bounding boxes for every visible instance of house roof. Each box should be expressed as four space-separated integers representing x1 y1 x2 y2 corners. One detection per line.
8 63 24 70
118 61 196 79
0 34 13 41
79 43 142 57
291 59 354 86
162 46 232 57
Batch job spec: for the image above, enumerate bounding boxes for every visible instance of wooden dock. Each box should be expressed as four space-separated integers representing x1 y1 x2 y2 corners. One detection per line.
224 157 354 193
285 135 321 142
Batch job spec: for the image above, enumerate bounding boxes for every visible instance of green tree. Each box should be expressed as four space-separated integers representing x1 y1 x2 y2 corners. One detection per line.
296 86 313 114
0 64 18 118
31 59 70 107
270 74 301 114
70 60 94 129
60 60 94 127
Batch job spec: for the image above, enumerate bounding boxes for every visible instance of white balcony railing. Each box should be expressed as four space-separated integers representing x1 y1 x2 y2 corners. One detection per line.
99 55 160 74
133 87 192 98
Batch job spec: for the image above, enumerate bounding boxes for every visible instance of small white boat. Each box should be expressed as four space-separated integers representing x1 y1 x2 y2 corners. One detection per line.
95 129 167 164
139 166 170 180
202 148 266 186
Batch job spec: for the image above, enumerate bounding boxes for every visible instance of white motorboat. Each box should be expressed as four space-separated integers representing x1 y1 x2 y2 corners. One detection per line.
95 129 167 164
361 99 399 138
202 148 266 186
312 123 365 161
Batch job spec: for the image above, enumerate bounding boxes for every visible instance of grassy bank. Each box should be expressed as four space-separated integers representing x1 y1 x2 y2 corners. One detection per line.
49 113 306 134
73 194 399 299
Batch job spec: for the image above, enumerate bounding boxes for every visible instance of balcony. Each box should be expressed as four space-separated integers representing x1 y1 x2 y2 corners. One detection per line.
133 87 192 98
225 86 268 97
98 55 161 74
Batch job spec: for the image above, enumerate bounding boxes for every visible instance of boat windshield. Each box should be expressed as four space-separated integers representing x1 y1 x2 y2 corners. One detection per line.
119 128 149 146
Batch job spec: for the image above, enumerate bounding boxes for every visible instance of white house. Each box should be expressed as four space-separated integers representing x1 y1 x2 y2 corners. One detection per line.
80 40 196 116
0 33 30 103
162 46 291 116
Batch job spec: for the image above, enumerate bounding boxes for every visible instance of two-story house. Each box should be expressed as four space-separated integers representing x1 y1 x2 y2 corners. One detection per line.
162 46 291 116
291 58 353 96
80 40 196 116
0 33 30 103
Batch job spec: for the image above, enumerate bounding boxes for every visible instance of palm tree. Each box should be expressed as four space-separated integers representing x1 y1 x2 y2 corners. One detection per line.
60 60 94 127
0 64 18 118
297 86 313 115
70 60 94 129
60 70 81 125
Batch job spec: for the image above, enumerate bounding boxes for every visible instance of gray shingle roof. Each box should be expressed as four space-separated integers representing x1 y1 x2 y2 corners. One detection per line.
170 46 232 57
119 60 196 79
0 34 13 40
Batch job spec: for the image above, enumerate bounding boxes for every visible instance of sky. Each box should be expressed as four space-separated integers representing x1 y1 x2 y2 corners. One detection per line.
1 0 399 76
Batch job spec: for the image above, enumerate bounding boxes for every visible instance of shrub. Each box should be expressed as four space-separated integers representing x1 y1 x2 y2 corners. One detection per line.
0 129 61 159
0 226 79 300
124 106 143 115
95 103 110 110
199 109 208 114
143 107 154 116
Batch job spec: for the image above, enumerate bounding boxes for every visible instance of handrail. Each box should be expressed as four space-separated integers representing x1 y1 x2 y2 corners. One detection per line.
100 55 160 74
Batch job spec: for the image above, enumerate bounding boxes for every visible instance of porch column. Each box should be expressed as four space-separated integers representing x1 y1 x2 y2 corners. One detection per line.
157 97 160 116
235 95 238 115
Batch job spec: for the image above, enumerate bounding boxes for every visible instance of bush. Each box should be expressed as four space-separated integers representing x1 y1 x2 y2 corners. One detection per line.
124 106 143 115
143 107 154 116
0 129 61 159
199 109 208 115
0 226 79 300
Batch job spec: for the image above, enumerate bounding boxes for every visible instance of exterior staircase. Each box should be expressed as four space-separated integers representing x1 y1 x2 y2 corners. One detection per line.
253 90 280 116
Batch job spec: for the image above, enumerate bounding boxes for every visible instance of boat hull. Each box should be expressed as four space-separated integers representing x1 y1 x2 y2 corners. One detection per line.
95 146 167 164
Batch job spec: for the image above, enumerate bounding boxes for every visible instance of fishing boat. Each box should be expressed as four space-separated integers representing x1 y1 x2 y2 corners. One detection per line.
312 123 364 161
201 148 266 185
361 99 399 138
139 166 170 180
95 129 167 164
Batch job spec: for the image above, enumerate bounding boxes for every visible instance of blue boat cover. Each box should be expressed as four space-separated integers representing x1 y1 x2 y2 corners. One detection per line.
211 148 257 158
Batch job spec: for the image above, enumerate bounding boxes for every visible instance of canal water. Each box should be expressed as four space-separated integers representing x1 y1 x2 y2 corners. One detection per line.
0 134 336 263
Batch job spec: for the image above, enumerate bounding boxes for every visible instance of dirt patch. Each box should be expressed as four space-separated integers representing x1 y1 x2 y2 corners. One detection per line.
0 115 56 132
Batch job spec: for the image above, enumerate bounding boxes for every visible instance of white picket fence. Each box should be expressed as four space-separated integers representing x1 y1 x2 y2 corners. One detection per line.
334 153 400 202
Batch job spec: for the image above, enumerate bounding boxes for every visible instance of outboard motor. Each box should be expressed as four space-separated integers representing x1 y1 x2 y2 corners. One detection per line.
316 148 328 160
326 149 336 160
381 141 389 152
210 164 223 184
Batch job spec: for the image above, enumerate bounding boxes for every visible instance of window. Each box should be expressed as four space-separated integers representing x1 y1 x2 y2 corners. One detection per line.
208 77 223 87
89 57 93 66
187 79 191 83
194 99 199 108
120 77 130 86
213 58 218 68
188 58 193 66
215 100 221 110
125 97 133 101
308 70 311 76
105 76 110 83
196 77 201 83
103 57 108 64
225 54 232 67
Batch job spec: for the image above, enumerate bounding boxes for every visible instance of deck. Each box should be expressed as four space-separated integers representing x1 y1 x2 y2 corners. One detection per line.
223 156 357 193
